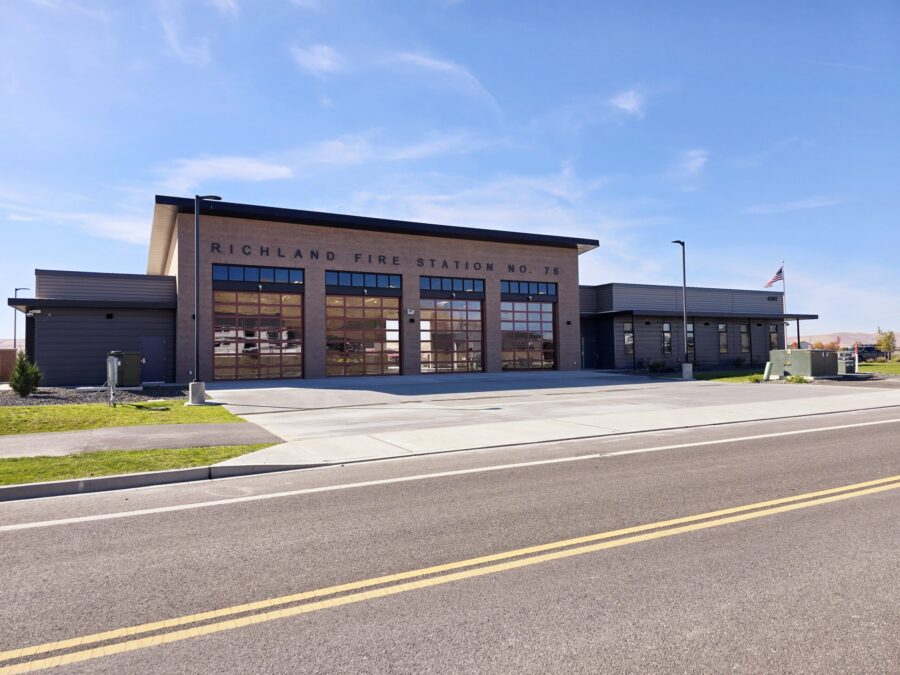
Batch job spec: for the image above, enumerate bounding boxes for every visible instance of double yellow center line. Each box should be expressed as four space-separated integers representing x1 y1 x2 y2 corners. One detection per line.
3 473 899 673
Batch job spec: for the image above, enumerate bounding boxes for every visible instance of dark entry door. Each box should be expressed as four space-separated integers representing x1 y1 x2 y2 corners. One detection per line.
140 336 167 382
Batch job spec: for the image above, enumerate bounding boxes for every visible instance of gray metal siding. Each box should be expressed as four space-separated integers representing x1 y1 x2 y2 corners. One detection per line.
33 308 175 386
36 271 176 303
607 315 783 370
607 283 783 315
579 286 597 314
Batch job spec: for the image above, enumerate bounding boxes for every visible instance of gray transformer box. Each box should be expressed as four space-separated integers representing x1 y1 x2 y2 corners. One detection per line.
769 349 838 378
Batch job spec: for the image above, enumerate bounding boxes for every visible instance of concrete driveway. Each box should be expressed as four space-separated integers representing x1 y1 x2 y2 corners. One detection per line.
207 371 900 469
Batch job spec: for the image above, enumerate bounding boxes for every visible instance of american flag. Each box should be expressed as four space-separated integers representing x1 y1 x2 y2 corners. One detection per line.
765 265 784 288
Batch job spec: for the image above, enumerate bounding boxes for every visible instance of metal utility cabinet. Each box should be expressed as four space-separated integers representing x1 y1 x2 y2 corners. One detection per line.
768 349 838 378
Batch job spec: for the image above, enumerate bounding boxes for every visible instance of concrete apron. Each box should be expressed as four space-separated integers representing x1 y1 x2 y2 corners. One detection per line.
5 376 900 501
212 383 900 470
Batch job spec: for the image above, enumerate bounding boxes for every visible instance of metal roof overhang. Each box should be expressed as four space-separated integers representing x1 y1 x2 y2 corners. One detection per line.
580 309 819 320
148 195 600 275
7 298 177 312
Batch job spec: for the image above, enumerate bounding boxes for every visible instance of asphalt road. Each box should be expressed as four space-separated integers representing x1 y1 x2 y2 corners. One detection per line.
1 407 899 673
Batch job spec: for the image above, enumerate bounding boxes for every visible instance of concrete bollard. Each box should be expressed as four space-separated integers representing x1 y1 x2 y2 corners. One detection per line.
188 381 206 406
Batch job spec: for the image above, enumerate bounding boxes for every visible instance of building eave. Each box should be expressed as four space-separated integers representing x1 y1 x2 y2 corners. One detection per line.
147 202 178 275
153 195 600 254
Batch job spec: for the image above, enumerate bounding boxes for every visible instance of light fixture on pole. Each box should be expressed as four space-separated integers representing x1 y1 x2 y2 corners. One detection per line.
671 240 692 379
189 194 222 406
13 287 29 354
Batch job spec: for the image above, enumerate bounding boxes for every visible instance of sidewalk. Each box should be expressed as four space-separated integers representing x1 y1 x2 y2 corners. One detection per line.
210 375 900 471
0 422 282 459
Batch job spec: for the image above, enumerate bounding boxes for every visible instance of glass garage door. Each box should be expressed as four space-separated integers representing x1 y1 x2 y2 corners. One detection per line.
213 291 303 380
500 301 556 370
419 299 483 373
325 295 401 376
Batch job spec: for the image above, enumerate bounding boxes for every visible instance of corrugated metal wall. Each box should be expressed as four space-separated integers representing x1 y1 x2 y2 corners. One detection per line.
608 284 783 315
36 271 176 303
32 308 175 386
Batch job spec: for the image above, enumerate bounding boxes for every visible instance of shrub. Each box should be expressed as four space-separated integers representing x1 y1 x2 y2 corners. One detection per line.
733 357 746 369
748 374 764 383
8 352 43 398
647 360 665 373
874 357 887 363
786 374 808 384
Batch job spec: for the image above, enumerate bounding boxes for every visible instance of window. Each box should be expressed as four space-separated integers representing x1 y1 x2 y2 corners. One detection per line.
687 322 695 355
419 276 484 294
420 299 483 373
212 264 303 288
769 324 779 350
326 270 401 291
501 301 556 370
500 281 557 296
718 323 728 354
662 322 672 354
212 291 303 381
740 324 750 353
325 296 400 376
624 321 634 356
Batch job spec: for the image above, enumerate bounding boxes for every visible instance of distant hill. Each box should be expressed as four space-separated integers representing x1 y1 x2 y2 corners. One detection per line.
801 332 878 346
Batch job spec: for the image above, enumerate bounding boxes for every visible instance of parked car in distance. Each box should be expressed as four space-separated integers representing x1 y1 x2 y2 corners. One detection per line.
855 345 880 361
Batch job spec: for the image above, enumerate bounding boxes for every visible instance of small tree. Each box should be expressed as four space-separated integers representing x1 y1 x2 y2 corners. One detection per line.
8 352 42 398
876 329 896 358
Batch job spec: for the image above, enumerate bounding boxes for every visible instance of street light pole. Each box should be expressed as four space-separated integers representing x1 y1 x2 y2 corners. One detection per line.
13 287 29 354
189 194 222 405
671 240 691 379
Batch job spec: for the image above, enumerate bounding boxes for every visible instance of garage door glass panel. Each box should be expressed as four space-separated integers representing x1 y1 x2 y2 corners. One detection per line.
213 290 303 381
420 299 484 373
500 301 556 370
325 295 401 376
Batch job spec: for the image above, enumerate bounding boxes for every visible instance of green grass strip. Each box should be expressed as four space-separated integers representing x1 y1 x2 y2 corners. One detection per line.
0 444 271 486
0 399 242 436
692 369 764 383
858 362 900 375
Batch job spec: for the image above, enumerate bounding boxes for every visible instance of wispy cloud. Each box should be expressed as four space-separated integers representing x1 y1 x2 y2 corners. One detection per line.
159 156 294 193
282 130 492 170
810 61 878 73
609 89 645 117
678 149 708 175
290 44 342 77
206 0 239 16
290 0 323 9
386 52 500 112
743 196 843 215
0 199 149 244
155 0 211 66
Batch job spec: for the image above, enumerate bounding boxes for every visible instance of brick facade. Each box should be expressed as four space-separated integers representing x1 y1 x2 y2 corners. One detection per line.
169 213 586 381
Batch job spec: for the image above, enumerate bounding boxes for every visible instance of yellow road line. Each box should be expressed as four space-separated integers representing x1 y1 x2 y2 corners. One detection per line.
3 472 897 664
2 475 899 673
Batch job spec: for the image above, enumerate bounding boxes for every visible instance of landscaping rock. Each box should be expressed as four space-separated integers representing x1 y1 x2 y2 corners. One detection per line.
0 386 188 407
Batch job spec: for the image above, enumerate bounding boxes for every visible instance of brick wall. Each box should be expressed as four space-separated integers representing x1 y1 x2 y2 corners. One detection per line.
172 213 585 381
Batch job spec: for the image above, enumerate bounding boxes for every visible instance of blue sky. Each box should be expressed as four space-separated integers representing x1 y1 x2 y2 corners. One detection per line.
3 0 899 338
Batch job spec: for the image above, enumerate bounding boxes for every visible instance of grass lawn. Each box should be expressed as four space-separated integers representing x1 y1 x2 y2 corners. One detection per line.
859 362 900 375
0 444 271 485
0 399 243 436
693 369 764 383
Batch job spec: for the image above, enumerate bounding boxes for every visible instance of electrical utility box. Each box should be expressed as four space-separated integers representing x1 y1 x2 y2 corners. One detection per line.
108 351 142 387
768 349 838 378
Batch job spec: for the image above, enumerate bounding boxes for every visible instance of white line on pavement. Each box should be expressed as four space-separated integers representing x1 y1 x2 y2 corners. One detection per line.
2 417 899 533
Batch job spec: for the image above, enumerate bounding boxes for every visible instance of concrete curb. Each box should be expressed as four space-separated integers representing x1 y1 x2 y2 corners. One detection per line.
0 465 316 502
4 401 899 502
